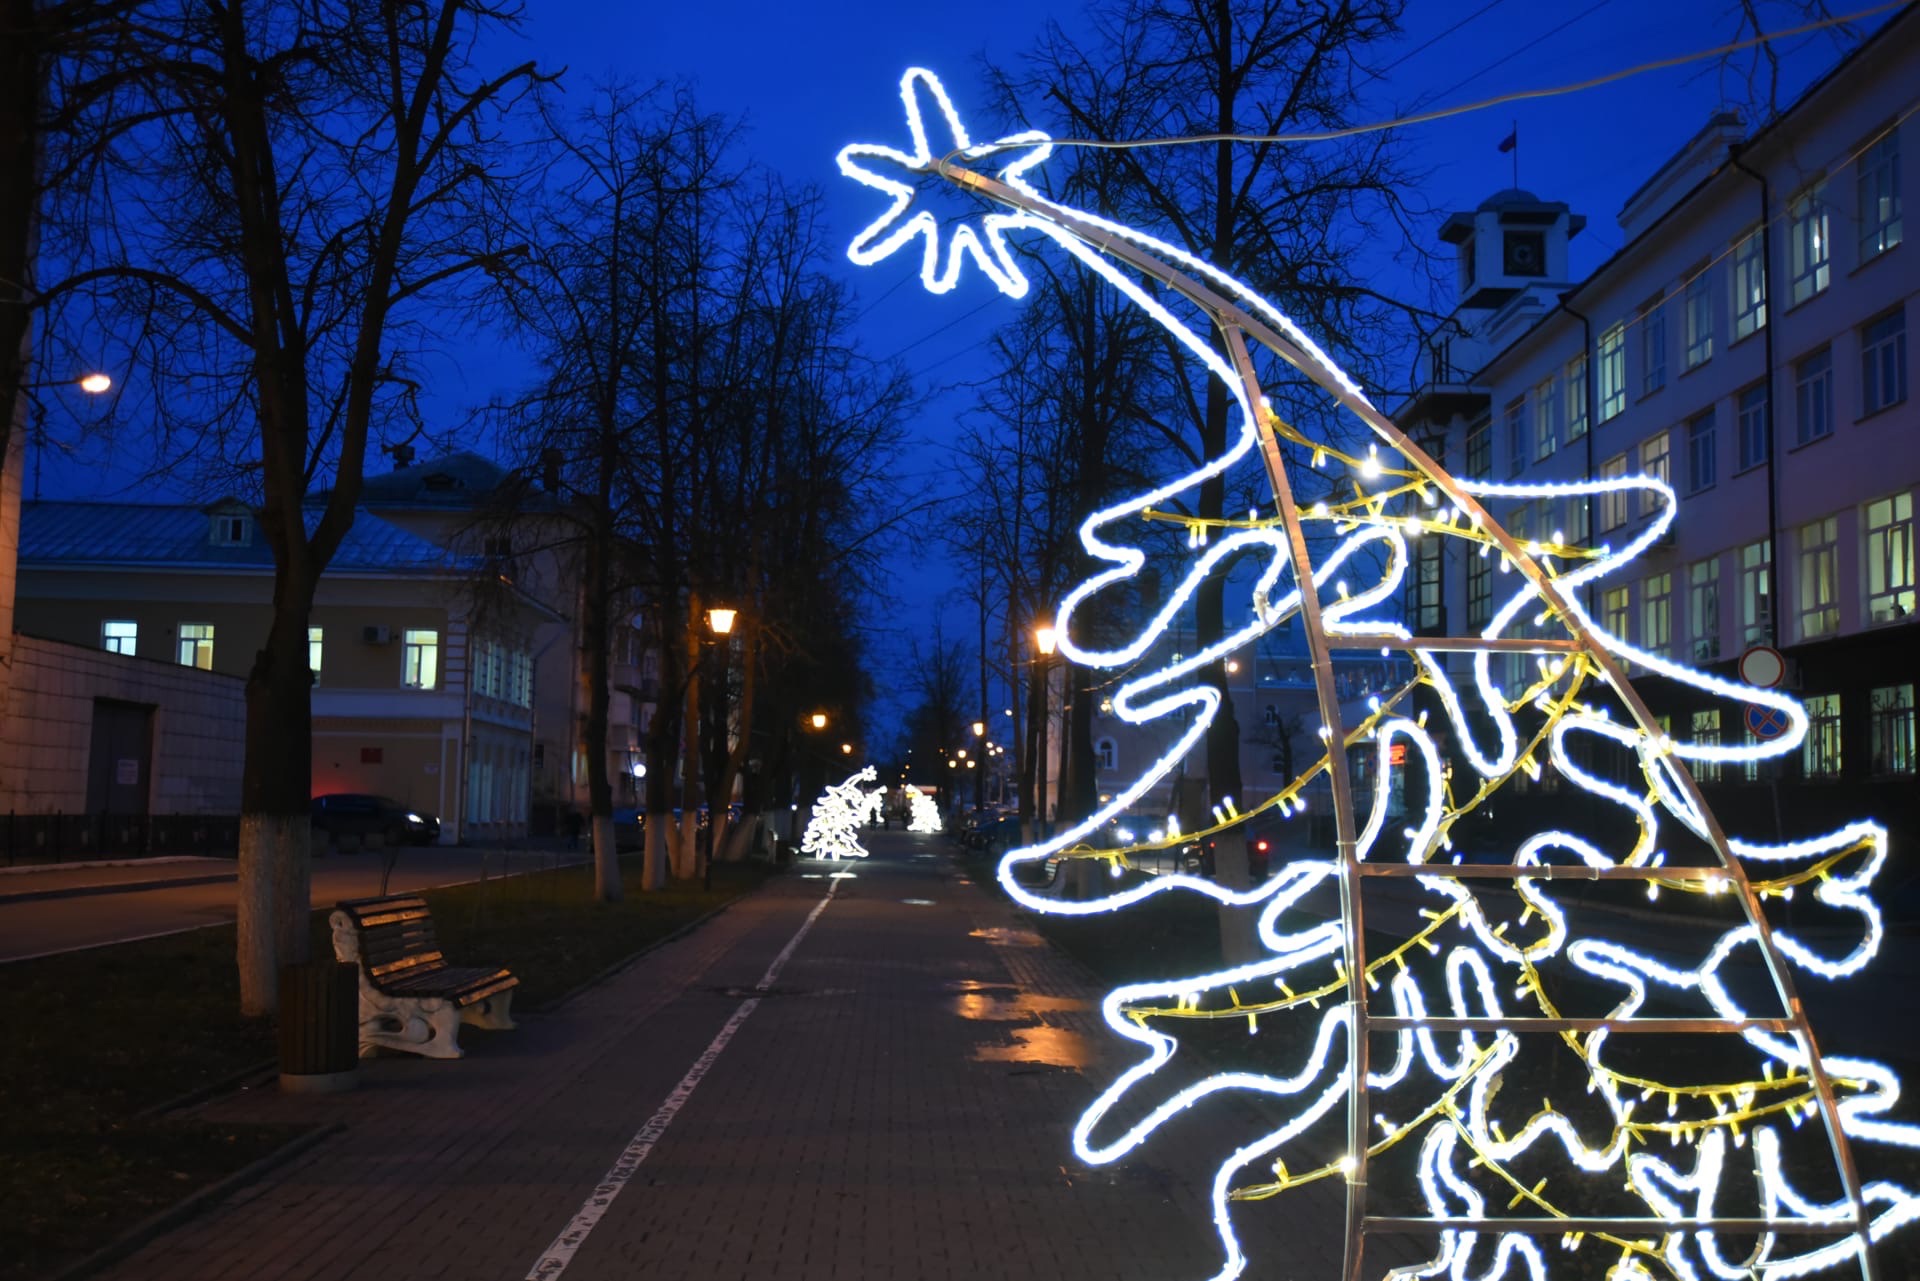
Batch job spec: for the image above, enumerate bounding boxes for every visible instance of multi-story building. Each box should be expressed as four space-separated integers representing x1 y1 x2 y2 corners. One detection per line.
1398 8 1917 853
11 498 553 842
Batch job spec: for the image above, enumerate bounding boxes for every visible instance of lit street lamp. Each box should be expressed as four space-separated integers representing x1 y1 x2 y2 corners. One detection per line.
701 604 736 890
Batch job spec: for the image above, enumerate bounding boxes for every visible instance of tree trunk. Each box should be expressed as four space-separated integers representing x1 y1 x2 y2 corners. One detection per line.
0 0 37 501
237 598 317 1015
579 539 619 902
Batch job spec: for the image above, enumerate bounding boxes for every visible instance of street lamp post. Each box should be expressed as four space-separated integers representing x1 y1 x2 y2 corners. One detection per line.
971 718 985 813
1034 625 1056 833
701 605 736 891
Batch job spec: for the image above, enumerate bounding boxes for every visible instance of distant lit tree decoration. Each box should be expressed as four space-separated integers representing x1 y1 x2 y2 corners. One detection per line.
906 785 943 835
801 766 879 860
841 68 1914 1281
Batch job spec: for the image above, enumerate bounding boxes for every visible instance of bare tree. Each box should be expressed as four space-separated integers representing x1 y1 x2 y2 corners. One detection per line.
38 0 546 1014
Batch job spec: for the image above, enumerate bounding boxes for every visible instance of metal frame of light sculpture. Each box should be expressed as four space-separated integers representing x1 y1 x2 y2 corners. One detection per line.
840 67 1912 1281
801 766 879 860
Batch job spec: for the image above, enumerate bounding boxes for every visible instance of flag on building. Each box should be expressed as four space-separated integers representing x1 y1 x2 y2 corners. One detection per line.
1497 129 1518 153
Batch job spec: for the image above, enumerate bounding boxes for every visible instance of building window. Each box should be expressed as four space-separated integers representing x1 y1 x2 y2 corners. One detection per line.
1639 431 1670 516
1860 308 1908 417
1599 454 1629 531
1095 737 1117 771
402 629 440 689
208 514 251 547
1532 375 1559 461
1465 417 1491 479
1788 184 1830 306
1871 685 1915 776
1731 229 1767 341
1794 347 1832 446
1689 558 1721 661
1567 487 1590 547
1467 549 1492 630
1598 322 1626 421
1412 535 1443 632
1691 709 1722 784
1642 572 1673 656
1740 540 1772 645
1802 693 1842 780
308 627 323 684
1263 703 1279 727
102 620 137 656
1686 409 1716 494
1737 383 1769 470
1505 398 1526 477
1858 129 1902 262
1270 750 1289 775
1603 586 1631 645
1865 492 1915 624
1684 269 1713 368
1796 516 1839 641
178 622 214 669
1637 296 1666 396
1566 355 1588 441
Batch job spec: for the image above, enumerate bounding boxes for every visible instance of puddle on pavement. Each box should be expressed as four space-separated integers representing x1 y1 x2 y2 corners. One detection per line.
946 979 1086 1021
969 1025 1093 1069
900 898 937 906
968 926 1047 948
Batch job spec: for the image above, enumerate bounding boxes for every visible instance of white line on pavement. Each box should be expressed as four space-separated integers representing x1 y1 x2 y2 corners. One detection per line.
524 880 840 1280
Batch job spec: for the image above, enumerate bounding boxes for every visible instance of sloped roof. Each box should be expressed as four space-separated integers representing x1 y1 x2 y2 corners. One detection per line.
18 501 474 575
339 451 516 508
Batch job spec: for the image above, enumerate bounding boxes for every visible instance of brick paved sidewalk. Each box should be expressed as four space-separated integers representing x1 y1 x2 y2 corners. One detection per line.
101 833 1420 1281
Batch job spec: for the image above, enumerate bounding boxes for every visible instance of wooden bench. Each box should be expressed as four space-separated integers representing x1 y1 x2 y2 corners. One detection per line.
329 895 518 1060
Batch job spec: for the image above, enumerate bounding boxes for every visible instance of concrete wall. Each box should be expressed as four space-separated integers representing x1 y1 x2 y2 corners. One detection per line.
0 634 244 814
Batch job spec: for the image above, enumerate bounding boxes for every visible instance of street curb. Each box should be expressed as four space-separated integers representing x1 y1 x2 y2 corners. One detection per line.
0 872 238 906
42 1122 345 1281
0 855 220 877
532 878 775 1014
133 1059 279 1122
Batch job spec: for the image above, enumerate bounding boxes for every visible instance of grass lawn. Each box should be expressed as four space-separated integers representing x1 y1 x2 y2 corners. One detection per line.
0 855 772 1281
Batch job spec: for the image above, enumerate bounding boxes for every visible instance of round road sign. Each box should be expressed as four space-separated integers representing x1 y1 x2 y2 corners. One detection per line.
1745 703 1791 740
1738 645 1786 689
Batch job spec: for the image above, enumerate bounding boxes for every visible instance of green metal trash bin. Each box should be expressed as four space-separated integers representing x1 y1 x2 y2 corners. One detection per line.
278 961 360 1094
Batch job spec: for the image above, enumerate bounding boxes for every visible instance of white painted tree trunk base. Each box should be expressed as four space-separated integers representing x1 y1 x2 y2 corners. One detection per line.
238 813 310 1015
641 812 671 890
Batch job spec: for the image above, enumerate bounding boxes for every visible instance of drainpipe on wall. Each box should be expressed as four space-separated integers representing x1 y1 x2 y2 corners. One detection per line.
1560 296 1598 619
1729 144 1782 652
458 622 475 845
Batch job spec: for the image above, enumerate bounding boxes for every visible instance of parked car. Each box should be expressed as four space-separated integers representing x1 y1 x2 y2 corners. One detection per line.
311 793 438 847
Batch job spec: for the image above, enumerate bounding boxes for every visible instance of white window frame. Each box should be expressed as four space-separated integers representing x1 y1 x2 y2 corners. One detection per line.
1737 383 1769 471
1640 296 1666 395
1686 409 1716 494
1788 183 1830 306
1870 684 1915 776
1603 586 1631 645
1740 540 1772 645
402 629 440 690
1597 323 1626 421
308 626 323 684
1642 571 1673 657
1505 398 1527 477
1095 737 1117 772
1802 693 1842 780
1796 516 1839 641
178 622 214 669
1795 346 1833 445
1599 454 1629 531
1684 269 1713 368
1689 557 1721 661
1861 308 1908 418
1858 129 1902 262
1865 492 1915 624
1731 229 1767 341
102 619 137 657
1532 374 1559 461
1691 709 1723 783
1639 431 1670 517
1565 355 1588 440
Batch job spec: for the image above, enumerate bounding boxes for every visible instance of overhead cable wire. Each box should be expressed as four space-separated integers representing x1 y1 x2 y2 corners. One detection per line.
1425 0 1612 108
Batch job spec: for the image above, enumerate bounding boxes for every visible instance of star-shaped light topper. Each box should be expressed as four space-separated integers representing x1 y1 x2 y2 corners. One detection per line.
837 67 1053 299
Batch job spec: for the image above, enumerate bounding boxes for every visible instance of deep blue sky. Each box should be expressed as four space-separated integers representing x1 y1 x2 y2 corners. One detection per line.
35 0 1872 732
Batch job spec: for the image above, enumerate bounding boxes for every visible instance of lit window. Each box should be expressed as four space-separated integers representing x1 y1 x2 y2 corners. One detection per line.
1870 684 1915 776
1796 516 1839 641
1740 540 1772 645
1788 184 1830 305
1686 409 1716 494
1598 454 1629 531
1505 398 1526 477
1689 558 1720 661
1565 355 1588 440
1095 737 1116 772
1690 709 1722 784
1642 572 1673 657
1731 229 1767 341
1802 693 1842 780
102 620 137 656
1861 308 1908 418
1532 375 1559 461
1466 548 1492 630
1465 417 1491 479
178 623 214 670
1857 129 1902 262
308 626 323 684
1737 383 1769 470
1865 493 1915 624
1640 296 1666 396
403 629 440 689
1795 347 1833 445
1603 586 1631 645
1639 431 1669 517
1684 269 1713 368
1597 323 1626 421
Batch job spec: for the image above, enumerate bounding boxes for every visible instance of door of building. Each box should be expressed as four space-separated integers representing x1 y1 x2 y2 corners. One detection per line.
86 699 155 815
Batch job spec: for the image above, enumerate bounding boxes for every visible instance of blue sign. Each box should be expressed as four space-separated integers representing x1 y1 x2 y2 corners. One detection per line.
1745 703 1791 740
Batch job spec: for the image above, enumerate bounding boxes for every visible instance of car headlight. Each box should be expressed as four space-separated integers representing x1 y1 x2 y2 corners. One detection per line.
407 813 423 823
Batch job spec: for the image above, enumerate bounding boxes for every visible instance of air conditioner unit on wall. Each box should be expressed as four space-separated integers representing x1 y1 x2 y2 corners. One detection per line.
363 625 393 645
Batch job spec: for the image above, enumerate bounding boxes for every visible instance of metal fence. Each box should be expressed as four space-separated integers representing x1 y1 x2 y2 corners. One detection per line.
2 813 241 865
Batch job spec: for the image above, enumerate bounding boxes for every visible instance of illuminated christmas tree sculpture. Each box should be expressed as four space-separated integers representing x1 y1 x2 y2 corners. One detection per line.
906 785 943 834
841 68 1916 1281
801 765 879 860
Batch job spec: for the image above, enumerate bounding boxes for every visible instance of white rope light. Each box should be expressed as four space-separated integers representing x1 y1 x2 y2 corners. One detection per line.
841 67 1914 1281
906 785 943 834
800 766 878 860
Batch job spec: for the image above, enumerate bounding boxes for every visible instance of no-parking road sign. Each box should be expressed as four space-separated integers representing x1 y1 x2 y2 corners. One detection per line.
1745 702 1792 740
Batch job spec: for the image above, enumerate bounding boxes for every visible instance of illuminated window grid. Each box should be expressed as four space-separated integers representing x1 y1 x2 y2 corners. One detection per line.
1865 492 1915 624
1597 321 1625 420
1732 228 1767 341
1796 516 1840 641
1802 693 1843 779
1788 183 1830 306
1870 684 1915 776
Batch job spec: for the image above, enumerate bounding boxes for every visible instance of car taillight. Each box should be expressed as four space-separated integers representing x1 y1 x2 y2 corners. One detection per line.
1255 840 1269 852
